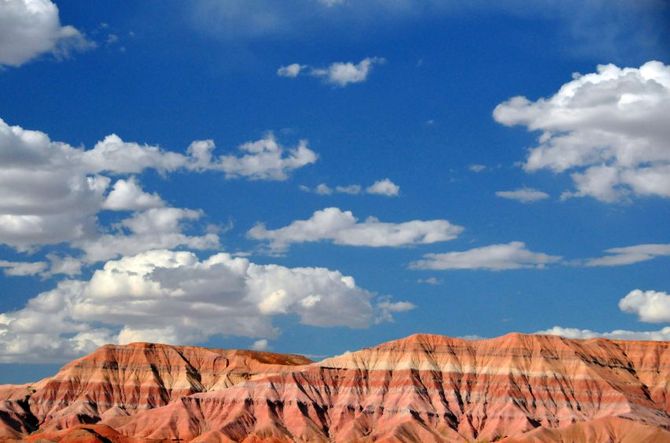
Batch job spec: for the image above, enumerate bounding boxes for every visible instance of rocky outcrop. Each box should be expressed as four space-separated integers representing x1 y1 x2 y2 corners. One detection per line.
1 334 669 442
0 342 310 438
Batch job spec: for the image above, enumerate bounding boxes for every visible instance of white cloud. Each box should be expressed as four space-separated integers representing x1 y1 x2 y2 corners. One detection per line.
366 178 399 196
225 136 316 180
248 207 463 252
313 57 385 86
496 187 549 203
411 241 561 271
0 0 93 67
301 179 399 197
102 177 165 211
315 183 334 195
468 164 487 173
0 249 412 363
0 118 315 252
76 207 219 263
277 57 385 87
494 61 670 202
376 298 416 323
318 0 345 6
80 134 187 174
619 289 670 323
277 63 304 77
538 325 670 341
336 184 363 195
0 260 47 277
418 277 441 285
83 134 317 181
45 254 82 277
251 339 270 351
538 288 670 341
585 243 670 267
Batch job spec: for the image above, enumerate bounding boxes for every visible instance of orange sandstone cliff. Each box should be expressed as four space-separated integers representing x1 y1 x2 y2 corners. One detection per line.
1 334 669 442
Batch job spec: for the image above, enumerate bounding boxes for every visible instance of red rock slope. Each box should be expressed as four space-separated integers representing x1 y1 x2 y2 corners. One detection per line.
2 333 669 442
0 342 310 439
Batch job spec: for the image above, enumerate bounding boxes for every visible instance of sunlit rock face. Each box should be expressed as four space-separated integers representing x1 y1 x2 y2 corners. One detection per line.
2 334 670 442
0 342 310 438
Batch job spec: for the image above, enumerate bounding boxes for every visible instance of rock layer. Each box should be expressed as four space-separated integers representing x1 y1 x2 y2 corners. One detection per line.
0 343 310 439
1 334 669 442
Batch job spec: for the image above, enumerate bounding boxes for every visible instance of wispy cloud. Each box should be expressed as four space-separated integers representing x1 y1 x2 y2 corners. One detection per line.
249 207 463 252
496 188 549 203
410 242 561 271
278 57 385 87
301 178 399 197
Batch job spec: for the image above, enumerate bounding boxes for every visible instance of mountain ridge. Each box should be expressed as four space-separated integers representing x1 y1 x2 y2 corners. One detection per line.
1 333 669 442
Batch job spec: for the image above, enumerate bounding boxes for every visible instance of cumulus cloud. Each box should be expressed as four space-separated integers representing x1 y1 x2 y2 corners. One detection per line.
366 178 400 196
538 288 670 341
248 207 463 252
251 339 270 351
411 241 561 271
0 249 412 363
496 188 549 203
203 135 317 180
277 57 385 87
76 207 219 263
0 255 85 278
277 63 304 77
301 178 399 197
45 254 82 277
538 325 670 341
0 118 315 252
0 260 48 277
494 61 670 202
102 177 165 211
376 298 416 323
0 0 93 67
313 57 385 86
584 243 670 267
468 164 487 173
618 289 670 323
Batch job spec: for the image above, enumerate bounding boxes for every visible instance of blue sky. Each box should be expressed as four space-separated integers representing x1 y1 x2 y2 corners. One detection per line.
0 0 669 382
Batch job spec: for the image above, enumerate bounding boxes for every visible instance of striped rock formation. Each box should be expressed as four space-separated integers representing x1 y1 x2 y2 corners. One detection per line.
1 333 669 442
0 343 310 439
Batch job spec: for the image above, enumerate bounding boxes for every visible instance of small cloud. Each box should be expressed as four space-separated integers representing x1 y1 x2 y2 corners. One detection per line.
318 0 345 6
468 164 487 173
277 63 304 78
315 183 333 195
366 178 399 197
106 34 119 46
376 298 416 323
496 188 549 203
0 260 48 277
251 339 270 351
335 184 362 195
584 243 670 267
277 57 385 87
301 179 398 197
619 289 670 323
418 277 442 285
411 241 561 271
459 334 485 340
